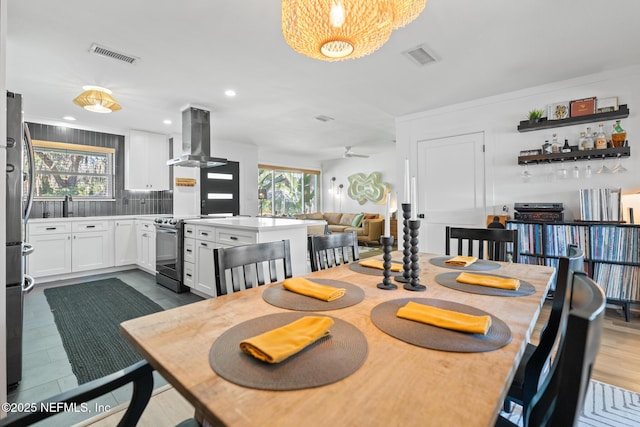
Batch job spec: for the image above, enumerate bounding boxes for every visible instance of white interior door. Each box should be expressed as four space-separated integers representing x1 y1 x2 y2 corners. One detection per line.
416 132 486 254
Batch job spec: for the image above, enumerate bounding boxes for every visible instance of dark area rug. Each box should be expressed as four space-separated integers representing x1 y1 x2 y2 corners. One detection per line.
44 278 163 384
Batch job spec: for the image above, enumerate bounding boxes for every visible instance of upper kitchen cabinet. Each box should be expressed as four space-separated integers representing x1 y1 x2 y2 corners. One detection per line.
125 129 170 190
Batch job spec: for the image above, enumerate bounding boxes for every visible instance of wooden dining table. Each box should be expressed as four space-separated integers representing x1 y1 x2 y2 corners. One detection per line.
120 252 555 427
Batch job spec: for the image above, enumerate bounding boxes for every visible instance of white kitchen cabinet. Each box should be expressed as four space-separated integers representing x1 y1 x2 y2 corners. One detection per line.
125 130 170 190
71 220 114 272
194 238 216 295
27 222 72 277
184 218 311 298
114 219 137 266
136 220 156 273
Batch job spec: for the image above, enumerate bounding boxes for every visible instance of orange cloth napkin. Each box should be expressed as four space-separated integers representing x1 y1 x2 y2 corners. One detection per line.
456 272 520 290
444 256 478 267
359 259 403 272
240 316 334 364
282 277 346 301
396 301 492 335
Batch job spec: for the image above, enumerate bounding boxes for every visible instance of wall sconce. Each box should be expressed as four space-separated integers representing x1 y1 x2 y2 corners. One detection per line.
329 177 336 194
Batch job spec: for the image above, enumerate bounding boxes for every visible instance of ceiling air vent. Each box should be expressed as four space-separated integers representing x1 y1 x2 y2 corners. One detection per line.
315 115 334 122
89 43 139 65
402 44 437 67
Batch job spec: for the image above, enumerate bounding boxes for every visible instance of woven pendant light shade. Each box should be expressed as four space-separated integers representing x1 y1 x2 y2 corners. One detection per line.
73 87 121 113
282 0 426 61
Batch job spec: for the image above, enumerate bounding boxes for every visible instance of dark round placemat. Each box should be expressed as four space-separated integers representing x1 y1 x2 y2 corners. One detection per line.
429 256 502 271
348 261 404 276
209 312 368 390
370 298 511 353
262 279 365 311
435 272 536 297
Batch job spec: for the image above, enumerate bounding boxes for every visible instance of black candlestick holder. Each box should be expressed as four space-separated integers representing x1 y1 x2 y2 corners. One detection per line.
377 236 397 290
404 219 426 292
394 203 412 283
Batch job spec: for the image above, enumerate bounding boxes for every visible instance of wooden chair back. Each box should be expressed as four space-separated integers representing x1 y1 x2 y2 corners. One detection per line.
0 361 153 426
445 226 519 262
213 240 292 296
519 246 584 409
527 271 606 427
308 231 359 272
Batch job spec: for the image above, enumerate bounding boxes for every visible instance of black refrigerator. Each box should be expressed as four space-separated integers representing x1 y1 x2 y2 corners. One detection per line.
6 91 36 388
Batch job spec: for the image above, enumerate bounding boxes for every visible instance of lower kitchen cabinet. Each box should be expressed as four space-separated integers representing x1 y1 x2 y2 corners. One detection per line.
136 220 156 273
27 224 72 277
114 219 137 266
194 240 216 295
71 220 114 272
184 221 307 298
27 219 115 277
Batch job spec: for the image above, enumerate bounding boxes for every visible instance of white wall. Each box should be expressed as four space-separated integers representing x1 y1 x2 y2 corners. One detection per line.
396 65 640 224
214 139 259 216
1 0 7 408
321 147 397 216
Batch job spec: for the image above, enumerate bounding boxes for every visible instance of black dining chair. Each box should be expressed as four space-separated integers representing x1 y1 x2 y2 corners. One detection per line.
504 245 584 412
0 361 154 427
445 226 519 262
213 240 292 296
496 270 606 427
308 231 359 272
503 244 584 415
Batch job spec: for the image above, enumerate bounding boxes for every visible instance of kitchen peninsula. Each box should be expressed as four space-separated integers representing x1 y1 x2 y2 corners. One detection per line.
183 216 325 297
26 215 325 298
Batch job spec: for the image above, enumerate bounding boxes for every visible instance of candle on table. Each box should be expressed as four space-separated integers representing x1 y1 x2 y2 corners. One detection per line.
404 158 410 203
411 177 417 220
384 193 391 237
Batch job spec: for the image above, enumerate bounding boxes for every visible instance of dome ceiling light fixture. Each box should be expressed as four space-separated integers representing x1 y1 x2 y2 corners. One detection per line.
72 85 121 113
282 0 426 61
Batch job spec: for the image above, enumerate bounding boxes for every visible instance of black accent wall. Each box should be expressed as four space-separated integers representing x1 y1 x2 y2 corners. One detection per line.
26 122 173 219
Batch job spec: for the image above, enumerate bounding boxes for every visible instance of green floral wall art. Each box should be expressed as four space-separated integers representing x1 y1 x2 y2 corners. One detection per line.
347 172 390 205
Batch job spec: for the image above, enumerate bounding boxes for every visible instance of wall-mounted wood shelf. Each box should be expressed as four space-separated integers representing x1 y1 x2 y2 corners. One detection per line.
517 104 630 132
517 146 630 165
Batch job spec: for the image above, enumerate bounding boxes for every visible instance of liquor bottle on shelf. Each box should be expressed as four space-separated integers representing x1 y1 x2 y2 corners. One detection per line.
611 120 627 148
551 133 562 153
583 127 595 150
595 123 607 149
578 131 587 151
562 138 571 153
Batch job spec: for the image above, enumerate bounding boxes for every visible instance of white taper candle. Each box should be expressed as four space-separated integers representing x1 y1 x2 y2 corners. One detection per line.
384 193 391 237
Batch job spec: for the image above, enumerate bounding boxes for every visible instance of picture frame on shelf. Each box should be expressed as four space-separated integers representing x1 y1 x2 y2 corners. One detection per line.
547 101 570 120
596 96 619 113
570 97 596 117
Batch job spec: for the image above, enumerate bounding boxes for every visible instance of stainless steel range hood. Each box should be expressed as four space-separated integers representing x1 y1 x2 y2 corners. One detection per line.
167 107 227 168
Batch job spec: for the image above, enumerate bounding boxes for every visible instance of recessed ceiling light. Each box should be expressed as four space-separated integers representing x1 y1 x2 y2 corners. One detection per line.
224 89 236 97
163 119 172 125
63 116 76 121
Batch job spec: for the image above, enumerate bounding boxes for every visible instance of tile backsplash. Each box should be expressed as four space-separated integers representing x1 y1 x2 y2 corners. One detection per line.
27 122 173 219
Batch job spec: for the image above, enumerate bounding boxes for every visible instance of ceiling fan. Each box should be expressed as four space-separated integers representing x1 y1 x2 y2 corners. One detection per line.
343 146 369 158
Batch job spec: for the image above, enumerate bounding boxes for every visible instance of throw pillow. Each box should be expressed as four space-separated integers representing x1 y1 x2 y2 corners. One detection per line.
352 213 364 228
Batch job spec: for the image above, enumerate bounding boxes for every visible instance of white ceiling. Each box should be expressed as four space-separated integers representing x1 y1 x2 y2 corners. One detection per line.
7 0 640 160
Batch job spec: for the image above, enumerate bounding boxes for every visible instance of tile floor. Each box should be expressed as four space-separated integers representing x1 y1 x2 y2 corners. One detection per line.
7 269 203 426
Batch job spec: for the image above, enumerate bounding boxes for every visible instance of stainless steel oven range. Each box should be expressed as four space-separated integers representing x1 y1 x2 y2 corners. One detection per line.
154 217 189 293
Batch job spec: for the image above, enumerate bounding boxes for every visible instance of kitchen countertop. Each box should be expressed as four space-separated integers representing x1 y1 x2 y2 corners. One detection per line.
184 217 326 231
27 214 159 223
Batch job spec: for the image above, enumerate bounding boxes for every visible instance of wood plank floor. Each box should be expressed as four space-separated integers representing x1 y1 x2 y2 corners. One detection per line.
87 302 640 425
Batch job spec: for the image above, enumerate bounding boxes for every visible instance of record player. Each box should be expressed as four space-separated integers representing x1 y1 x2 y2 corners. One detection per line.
514 203 564 221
